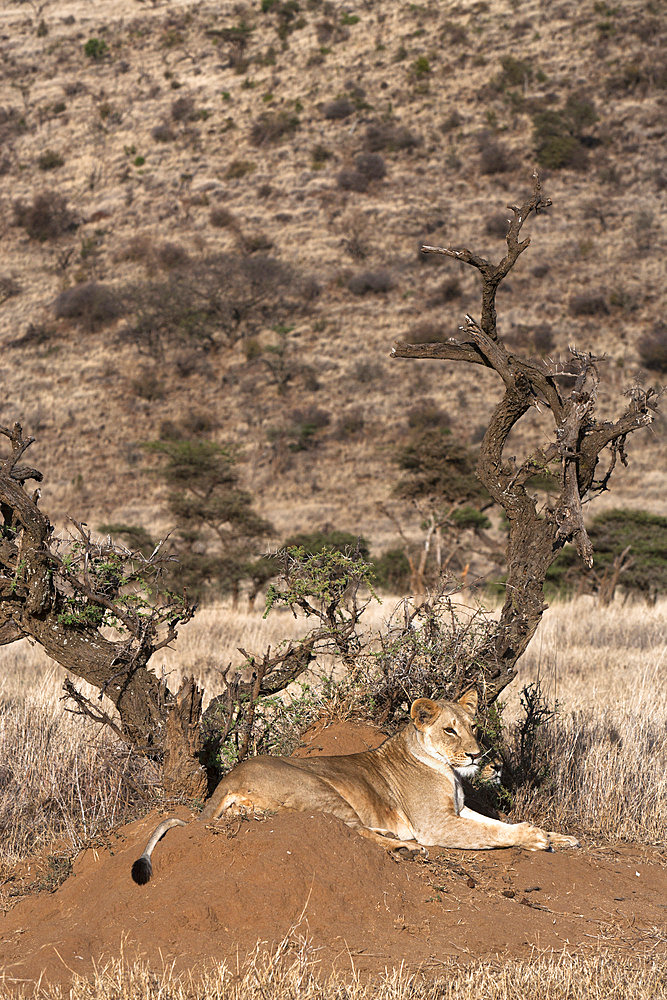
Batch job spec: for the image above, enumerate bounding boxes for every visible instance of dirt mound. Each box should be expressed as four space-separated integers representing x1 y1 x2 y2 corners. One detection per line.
0 724 665 991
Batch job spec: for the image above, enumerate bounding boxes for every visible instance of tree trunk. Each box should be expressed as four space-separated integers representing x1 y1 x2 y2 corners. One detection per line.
162 677 208 799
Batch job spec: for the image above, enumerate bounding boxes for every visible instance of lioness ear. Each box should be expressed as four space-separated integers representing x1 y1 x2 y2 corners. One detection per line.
410 698 441 731
457 688 478 718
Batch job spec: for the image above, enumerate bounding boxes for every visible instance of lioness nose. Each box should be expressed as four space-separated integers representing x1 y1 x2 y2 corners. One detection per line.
468 751 482 761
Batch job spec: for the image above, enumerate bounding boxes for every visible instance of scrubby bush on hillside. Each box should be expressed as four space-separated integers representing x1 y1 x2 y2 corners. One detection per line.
322 96 354 119
338 152 386 192
478 132 512 175
250 110 299 145
84 38 108 60
638 323 667 373
407 402 451 431
283 406 331 451
364 117 420 152
532 96 597 171
395 428 487 505
37 149 64 171
485 214 510 238
337 169 369 193
404 322 449 345
426 277 462 306
54 282 122 331
125 252 302 352
13 190 76 241
569 291 610 316
346 270 393 295
151 122 175 143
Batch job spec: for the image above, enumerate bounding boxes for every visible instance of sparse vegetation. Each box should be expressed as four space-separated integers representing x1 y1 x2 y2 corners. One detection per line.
125 252 300 351
365 117 420 152
53 281 122 331
250 109 299 145
37 149 64 171
569 290 610 316
638 322 667 373
12 190 76 241
346 269 393 295
84 37 109 60
322 96 354 119
532 96 597 170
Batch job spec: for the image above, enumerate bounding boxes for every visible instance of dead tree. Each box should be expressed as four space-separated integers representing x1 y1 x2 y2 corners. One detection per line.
392 173 658 704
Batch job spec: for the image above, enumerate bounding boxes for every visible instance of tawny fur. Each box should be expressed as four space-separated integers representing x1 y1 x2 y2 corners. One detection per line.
131 690 578 884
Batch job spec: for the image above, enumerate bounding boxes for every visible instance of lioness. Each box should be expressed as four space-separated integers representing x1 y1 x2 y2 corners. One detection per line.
131 690 578 884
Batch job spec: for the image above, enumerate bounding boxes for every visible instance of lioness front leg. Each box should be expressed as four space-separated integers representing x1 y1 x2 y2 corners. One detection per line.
431 807 579 851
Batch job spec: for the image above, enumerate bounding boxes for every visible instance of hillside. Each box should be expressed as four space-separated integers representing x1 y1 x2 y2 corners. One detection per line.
1 0 664 568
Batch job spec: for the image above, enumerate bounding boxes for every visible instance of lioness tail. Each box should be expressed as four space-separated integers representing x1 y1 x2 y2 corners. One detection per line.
131 817 187 885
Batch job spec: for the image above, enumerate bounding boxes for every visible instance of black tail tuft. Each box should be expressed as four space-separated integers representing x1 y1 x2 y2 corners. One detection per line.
131 856 153 885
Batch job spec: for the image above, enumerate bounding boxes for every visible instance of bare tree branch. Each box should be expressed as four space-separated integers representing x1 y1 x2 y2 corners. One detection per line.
390 174 656 703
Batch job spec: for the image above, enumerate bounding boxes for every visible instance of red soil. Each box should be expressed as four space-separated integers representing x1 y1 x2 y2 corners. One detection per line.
0 723 665 992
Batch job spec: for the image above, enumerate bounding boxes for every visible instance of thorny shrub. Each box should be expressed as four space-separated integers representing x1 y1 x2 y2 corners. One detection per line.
123 252 304 352
365 117 421 152
346 269 393 295
13 190 77 241
638 322 667 373
54 282 122 331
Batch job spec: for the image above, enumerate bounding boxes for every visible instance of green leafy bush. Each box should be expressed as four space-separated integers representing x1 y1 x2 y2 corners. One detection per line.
546 509 667 600
84 38 108 60
395 428 488 505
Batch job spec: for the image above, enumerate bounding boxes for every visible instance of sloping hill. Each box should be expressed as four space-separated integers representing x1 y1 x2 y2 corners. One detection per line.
0 0 664 560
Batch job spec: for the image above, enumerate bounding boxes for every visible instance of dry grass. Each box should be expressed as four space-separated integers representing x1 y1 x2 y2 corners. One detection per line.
0 595 664 864
504 596 667 844
0 660 158 865
8 941 666 1000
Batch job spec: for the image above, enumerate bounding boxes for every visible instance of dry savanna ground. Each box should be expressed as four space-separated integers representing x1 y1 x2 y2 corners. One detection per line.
0 595 665 997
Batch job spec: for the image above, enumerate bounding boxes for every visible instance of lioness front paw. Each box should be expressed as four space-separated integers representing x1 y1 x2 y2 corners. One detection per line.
547 831 580 849
516 822 551 851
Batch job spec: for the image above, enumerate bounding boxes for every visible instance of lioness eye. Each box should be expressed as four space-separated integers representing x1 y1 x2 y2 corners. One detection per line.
444 727 457 736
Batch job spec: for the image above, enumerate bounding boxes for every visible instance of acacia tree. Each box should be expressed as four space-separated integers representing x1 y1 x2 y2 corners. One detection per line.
392 172 659 702
0 425 371 795
143 437 273 602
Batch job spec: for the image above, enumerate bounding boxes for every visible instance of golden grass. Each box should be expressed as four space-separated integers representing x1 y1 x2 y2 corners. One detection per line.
9 942 666 1000
0 595 664 862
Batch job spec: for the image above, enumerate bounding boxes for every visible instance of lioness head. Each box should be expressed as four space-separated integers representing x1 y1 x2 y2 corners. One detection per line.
409 690 481 777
